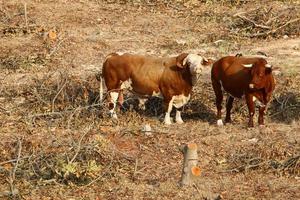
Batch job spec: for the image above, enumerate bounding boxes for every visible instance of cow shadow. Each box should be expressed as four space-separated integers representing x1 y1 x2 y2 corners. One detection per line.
120 95 216 123
269 92 300 124
182 99 216 123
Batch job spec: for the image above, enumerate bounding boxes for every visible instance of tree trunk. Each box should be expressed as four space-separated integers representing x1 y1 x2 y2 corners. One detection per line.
180 143 201 186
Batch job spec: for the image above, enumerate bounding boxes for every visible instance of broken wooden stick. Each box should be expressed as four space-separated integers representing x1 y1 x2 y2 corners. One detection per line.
24 3 29 32
180 143 201 186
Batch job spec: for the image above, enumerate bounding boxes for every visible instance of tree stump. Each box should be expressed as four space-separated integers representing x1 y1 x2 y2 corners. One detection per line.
180 143 201 186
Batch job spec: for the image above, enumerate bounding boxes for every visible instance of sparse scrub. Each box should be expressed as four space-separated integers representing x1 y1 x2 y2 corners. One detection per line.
0 0 300 199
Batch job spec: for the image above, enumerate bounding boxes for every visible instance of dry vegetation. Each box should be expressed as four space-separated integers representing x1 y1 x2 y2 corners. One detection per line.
0 0 300 199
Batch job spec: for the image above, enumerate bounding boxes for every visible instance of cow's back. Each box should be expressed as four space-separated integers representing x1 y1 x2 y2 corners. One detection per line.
103 53 168 95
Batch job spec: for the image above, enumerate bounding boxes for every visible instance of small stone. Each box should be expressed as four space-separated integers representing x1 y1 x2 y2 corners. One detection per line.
248 137 258 143
283 35 289 39
142 124 152 136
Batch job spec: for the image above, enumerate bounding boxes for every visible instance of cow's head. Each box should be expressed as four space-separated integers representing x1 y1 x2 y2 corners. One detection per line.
243 59 272 90
176 53 212 75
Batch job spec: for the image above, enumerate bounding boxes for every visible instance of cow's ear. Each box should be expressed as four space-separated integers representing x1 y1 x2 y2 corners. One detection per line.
202 58 214 66
265 64 272 74
176 53 189 68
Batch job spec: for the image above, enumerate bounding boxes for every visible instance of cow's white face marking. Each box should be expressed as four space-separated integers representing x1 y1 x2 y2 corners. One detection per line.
120 78 133 90
184 54 205 75
253 96 265 107
249 83 254 89
173 94 190 108
217 119 224 126
109 92 119 119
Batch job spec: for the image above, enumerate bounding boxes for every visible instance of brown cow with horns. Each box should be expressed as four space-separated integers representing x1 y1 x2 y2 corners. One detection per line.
211 54 276 127
100 52 212 124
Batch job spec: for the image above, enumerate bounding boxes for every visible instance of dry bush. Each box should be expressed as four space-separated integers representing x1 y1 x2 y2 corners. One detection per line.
225 138 300 176
230 4 300 38
269 74 300 123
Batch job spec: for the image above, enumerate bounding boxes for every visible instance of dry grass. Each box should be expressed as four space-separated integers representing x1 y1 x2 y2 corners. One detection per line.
0 0 300 199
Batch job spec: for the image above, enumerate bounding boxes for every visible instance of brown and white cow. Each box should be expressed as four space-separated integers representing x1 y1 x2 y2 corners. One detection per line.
101 52 212 124
211 55 276 127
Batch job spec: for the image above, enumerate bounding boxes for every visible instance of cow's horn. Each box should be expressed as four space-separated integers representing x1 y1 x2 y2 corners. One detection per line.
265 64 272 68
182 57 188 66
243 64 253 68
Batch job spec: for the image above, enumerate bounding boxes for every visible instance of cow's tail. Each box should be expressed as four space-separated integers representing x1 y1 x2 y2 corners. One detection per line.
95 71 104 103
99 76 104 103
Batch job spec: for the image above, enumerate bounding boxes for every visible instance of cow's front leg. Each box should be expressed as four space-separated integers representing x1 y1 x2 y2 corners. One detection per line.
245 94 255 127
108 91 119 119
175 107 184 124
258 106 266 125
163 98 174 125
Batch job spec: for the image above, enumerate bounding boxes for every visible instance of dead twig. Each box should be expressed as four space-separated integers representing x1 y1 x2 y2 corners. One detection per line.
52 79 67 112
0 155 31 166
132 158 138 180
234 13 271 29
5 138 22 198
69 123 94 163
49 36 67 57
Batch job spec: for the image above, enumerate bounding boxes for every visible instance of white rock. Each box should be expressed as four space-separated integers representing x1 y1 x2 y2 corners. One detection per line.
142 124 152 136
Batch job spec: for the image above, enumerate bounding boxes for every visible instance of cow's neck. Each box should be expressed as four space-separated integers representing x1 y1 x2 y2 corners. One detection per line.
180 68 193 87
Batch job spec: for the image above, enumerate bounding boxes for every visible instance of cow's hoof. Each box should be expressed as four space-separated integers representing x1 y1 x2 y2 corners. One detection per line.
217 119 224 126
176 119 184 124
164 121 172 125
259 124 265 128
110 112 118 119
248 123 254 128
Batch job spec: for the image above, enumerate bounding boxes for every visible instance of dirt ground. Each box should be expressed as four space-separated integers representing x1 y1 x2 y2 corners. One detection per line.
0 0 299 200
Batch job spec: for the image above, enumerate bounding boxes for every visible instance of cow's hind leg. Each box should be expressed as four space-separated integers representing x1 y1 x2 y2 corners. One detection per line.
138 98 147 110
212 78 224 126
225 96 234 123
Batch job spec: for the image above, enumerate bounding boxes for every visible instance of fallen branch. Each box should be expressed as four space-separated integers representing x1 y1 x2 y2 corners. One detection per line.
247 17 300 37
234 13 271 29
0 155 31 166
5 138 22 198
52 79 67 112
69 123 93 163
